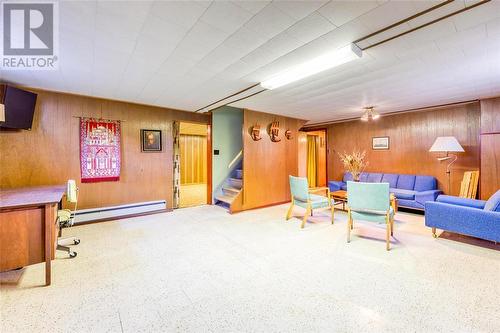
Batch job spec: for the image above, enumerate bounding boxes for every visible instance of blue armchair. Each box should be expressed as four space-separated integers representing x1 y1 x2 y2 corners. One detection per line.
425 190 500 242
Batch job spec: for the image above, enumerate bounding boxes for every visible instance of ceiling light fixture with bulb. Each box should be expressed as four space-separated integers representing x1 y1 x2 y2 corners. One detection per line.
361 106 380 121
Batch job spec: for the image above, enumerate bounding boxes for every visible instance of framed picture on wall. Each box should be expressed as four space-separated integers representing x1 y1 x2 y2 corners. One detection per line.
141 129 162 152
372 136 389 150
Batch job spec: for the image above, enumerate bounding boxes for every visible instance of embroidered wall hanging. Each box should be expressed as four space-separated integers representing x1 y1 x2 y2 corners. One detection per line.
80 117 121 183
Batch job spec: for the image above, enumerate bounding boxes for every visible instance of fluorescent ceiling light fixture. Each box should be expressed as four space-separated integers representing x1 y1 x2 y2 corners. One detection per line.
260 44 362 90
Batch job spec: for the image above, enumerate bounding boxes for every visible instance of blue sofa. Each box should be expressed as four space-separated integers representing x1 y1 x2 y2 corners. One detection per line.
328 172 442 210
425 190 500 242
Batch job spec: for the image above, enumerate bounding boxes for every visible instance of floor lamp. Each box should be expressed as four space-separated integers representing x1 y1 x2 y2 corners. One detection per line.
429 136 465 194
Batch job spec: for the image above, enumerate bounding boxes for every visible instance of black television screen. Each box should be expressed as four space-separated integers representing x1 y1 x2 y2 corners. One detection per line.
0 86 38 130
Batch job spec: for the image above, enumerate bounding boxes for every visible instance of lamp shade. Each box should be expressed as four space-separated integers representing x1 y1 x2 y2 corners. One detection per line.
429 136 464 152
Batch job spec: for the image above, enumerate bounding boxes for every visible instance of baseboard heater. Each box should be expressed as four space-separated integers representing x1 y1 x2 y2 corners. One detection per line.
73 200 167 224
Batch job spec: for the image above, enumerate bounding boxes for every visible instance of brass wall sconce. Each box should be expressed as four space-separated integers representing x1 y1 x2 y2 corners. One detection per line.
251 124 262 141
269 121 281 142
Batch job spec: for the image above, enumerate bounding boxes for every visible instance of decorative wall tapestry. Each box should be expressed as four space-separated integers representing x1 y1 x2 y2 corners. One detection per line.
80 117 121 183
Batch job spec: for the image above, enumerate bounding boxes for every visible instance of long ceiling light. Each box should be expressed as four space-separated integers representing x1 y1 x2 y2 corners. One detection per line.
260 43 362 90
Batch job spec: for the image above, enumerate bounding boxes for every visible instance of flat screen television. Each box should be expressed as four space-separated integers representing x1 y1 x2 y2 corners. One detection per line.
0 85 38 130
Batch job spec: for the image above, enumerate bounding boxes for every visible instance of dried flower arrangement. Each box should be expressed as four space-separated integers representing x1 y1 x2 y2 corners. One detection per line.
337 150 368 181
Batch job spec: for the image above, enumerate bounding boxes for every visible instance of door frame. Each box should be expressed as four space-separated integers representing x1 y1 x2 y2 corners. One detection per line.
177 119 212 205
302 128 329 185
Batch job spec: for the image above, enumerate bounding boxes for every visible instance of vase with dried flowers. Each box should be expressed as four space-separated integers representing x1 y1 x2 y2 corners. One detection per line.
337 150 368 182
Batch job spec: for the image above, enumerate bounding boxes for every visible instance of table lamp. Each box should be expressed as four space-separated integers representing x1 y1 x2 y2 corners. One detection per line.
429 136 464 194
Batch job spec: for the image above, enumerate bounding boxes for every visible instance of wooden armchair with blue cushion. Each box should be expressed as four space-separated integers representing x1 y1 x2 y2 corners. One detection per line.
346 181 395 251
286 176 334 228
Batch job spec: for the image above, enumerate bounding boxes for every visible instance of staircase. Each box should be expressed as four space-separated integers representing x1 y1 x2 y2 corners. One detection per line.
215 168 242 209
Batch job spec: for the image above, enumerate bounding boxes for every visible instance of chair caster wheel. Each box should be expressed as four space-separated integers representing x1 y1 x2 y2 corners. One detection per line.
69 251 77 258
74 239 80 245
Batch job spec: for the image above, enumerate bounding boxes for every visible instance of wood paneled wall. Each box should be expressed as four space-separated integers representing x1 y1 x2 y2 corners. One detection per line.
480 97 500 199
241 109 305 210
0 89 209 209
321 103 481 196
180 134 207 184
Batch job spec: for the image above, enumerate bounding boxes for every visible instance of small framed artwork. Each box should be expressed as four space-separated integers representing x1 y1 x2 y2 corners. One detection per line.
372 136 389 150
141 129 162 152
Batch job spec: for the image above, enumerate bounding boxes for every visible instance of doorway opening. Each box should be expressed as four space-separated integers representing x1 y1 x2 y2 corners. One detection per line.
304 129 327 187
178 122 209 207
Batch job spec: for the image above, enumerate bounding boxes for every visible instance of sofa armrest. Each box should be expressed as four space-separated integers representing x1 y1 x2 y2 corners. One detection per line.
415 190 442 206
436 195 486 209
328 181 344 192
425 201 500 242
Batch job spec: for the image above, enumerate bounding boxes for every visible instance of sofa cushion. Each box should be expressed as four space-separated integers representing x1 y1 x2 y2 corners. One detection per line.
484 190 500 212
366 173 383 183
414 175 437 191
390 188 417 200
398 199 424 210
343 172 353 182
359 173 369 182
381 174 399 188
437 195 486 209
341 184 347 190
397 175 416 190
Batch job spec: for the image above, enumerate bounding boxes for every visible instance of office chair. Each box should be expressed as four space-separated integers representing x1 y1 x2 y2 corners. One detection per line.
57 180 80 258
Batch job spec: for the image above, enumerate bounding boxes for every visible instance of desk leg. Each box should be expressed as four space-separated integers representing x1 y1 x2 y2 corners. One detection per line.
44 204 52 286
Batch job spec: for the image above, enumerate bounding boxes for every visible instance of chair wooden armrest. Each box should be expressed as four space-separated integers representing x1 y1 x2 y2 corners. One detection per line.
308 187 330 196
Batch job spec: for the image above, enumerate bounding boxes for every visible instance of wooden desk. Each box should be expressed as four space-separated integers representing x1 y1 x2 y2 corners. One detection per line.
0 185 65 286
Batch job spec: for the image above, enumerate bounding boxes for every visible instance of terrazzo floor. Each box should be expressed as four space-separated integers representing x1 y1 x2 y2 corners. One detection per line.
1 204 499 333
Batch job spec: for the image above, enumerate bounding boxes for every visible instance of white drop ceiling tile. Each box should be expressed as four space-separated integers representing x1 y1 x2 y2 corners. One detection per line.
214 60 257 80
223 26 269 54
95 7 144 39
97 1 152 23
405 20 457 45
272 1 327 21
59 1 97 37
407 1 465 28
452 1 500 31
93 49 131 76
156 56 196 77
185 66 217 83
394 40 440 62
200 1 253 33
149 1 209 30
140 14 188 42
196 45 246 73
285 12 336 44
133 35 177 62
358 1 418 32
435 24 487 52
486 18 500 37
241 47 276 73
244 4 296 39
137 80 166 104
231 0 270 15
318 1 379 27
180 21 230 54
94 30 137 55
360 23 413 50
